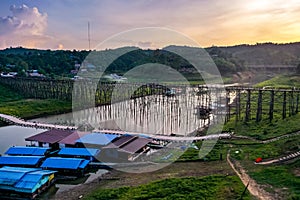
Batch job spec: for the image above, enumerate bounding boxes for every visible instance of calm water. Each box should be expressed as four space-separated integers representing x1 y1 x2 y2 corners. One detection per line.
0 125 44 154
33 88 220 136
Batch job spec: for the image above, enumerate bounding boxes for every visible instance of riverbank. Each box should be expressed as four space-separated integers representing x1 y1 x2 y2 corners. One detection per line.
52 161 253 200
0 83 72 121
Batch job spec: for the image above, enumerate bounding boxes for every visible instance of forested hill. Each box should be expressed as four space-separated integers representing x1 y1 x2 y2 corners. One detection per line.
206 42 300 66
0 42 299 78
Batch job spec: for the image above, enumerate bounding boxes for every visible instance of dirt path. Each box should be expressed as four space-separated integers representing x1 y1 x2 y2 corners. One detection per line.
226 152 274 200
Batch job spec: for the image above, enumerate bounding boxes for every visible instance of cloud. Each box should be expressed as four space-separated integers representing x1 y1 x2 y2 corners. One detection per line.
137 41 155 49
0 4 48 48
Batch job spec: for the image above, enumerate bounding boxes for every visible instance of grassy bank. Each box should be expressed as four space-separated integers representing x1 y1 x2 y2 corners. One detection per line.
255 75 300 88
0 83 71 119
84 175 253 200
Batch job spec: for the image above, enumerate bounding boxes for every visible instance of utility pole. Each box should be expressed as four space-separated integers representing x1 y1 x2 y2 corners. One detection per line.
88 21 91 50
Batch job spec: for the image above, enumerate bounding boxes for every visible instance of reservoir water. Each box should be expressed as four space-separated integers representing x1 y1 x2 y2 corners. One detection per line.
0 125 44 154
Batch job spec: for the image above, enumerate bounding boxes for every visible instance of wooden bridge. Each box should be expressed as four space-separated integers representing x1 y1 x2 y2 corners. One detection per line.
1 77 300 124
0 113 77 130
0 113 231 142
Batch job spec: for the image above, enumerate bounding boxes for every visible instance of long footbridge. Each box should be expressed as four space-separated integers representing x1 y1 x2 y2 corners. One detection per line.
0 113 231 142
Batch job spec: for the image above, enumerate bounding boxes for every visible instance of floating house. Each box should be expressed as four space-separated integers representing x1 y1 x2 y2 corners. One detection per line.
58 131 89 147
101 136 152 161
75 133 119 148
41 157 90 176
0 156 44 168
119 138 152 161
0 166 56 199
25 129 74 149
58 147 100 161
5 146 50 156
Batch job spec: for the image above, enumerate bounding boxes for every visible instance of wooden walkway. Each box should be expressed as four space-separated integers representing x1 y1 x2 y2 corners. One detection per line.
0 113 77 130
98 129 232 142
0 113 231 142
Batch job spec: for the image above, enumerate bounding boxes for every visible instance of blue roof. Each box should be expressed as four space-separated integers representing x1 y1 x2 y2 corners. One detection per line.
58 148 100 157
0 156 44 166
76 133 118 145
41 157 90 170
0 166 56 192
5 146 49 156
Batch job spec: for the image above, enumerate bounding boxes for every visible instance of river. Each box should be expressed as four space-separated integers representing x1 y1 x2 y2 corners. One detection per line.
0 125 45 154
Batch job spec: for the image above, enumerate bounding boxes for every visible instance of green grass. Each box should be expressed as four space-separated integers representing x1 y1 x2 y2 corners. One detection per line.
249 160 300 199
0 83 71 119
229 137 300 161
224 114 300 140
255 75 300 88
83 175 253 200
178 142 226 162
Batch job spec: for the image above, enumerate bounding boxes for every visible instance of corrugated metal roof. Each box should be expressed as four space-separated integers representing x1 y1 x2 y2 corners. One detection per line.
25 129 74 144
0 166 56 191
5 146 49 156
76 133 118 146
59 131 89 145
0 156 44 166
79 160 90 169
41 157 90 170
104 135 136 149
120 138 152 154
58 148 99 157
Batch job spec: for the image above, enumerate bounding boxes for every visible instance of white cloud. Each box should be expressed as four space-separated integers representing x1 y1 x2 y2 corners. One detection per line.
0 4 48 48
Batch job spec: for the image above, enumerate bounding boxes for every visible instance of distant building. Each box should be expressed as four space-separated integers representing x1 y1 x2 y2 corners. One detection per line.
27 70 45 78
0 72 17 78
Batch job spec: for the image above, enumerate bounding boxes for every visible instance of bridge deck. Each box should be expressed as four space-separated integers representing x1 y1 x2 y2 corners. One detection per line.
0 113 231 142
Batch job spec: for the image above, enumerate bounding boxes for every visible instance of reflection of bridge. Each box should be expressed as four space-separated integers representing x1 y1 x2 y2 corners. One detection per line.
0 113 231 142
0 113 77 130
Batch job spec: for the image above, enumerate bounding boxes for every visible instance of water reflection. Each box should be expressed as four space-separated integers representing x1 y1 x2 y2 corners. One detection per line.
34 87 219 136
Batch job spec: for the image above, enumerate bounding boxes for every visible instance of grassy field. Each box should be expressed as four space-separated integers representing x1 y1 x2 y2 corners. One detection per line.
83 175 253 200
249 160 300 199
0 83 71 119
255 75 300 88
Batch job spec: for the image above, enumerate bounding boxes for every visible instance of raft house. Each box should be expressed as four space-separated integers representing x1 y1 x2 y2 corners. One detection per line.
0 166 56 199
5 146 51 156
0 156 44 168
57 147 100 161
101 135 153 161
25 129 75 149
41 157 90 176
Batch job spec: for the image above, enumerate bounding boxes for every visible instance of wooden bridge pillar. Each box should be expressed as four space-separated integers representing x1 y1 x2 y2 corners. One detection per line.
245 90 251 122
269 90 274 122
256 90 262 122
296 93 299 114
282 91 287 119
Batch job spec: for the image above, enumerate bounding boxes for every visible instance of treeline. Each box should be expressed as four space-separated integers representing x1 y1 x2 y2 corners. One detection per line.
0 46 243 78
1 42 299 79
210 42 300 66
0 47 89 77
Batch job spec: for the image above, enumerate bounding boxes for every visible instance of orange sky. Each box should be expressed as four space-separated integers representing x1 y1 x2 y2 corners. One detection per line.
0 0 299 49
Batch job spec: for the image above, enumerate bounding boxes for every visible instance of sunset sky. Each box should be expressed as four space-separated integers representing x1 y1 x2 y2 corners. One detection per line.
0 0 300 50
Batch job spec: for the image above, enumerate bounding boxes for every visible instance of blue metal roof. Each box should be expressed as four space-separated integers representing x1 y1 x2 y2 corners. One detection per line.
0 156 44 166
76 133 118 145
58 148 100 157
0 166 56 193
5 146 49 156
41 157 90 170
